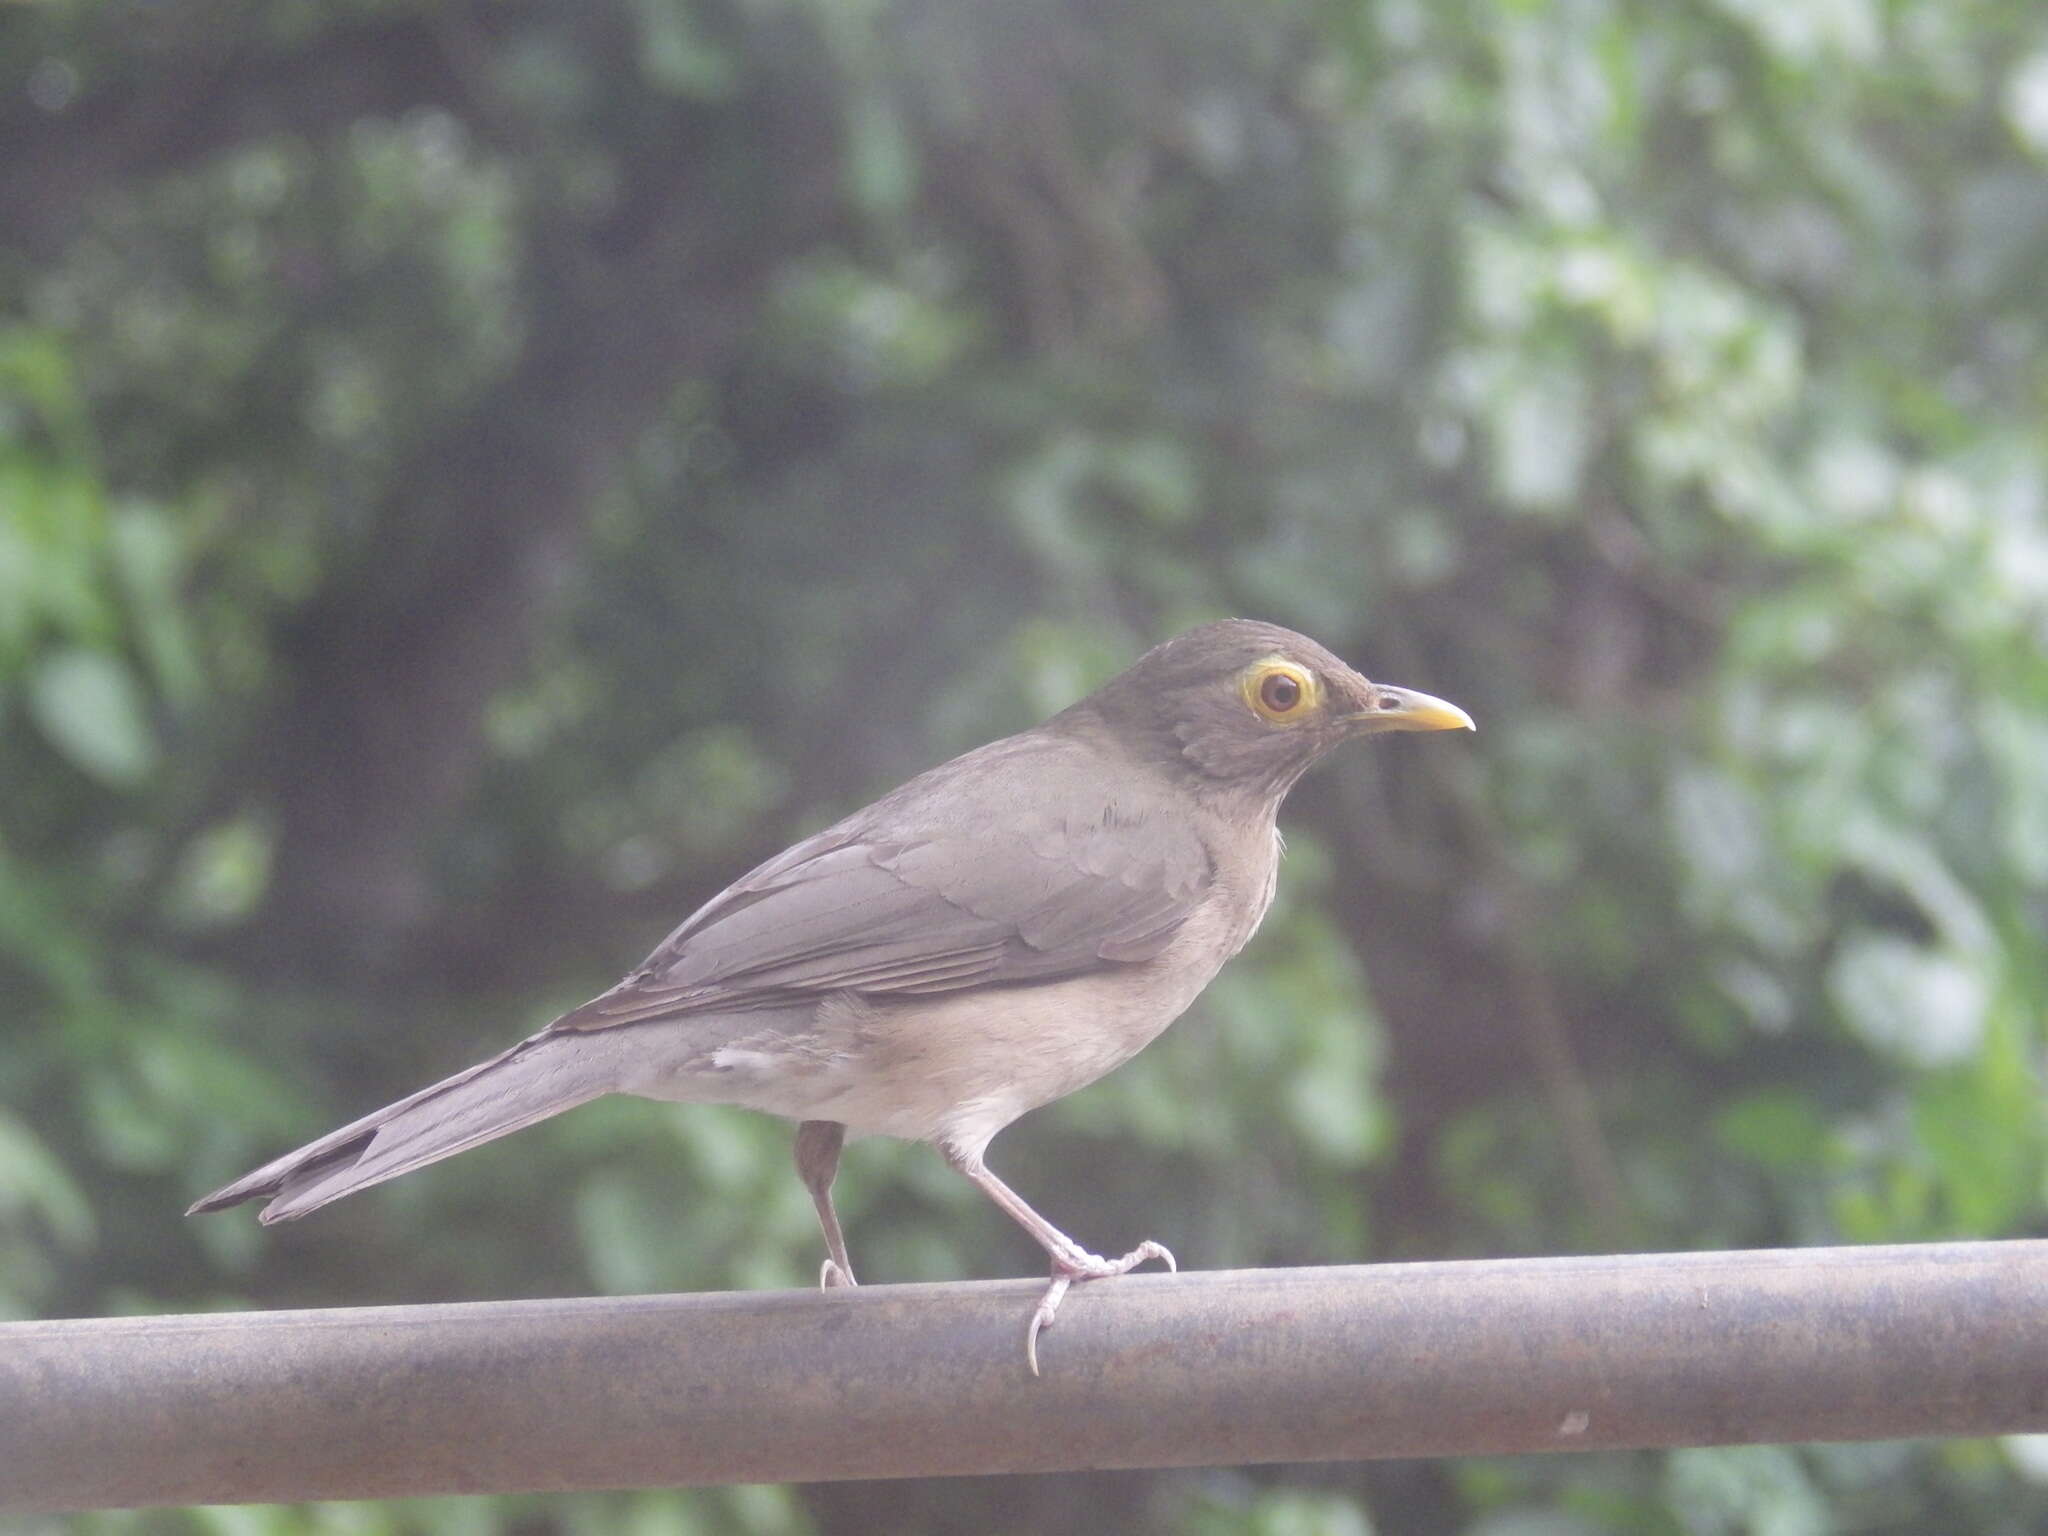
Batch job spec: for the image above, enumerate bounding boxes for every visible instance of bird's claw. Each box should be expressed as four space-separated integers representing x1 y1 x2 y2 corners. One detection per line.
1025 1275 1072 1376
819 1258 858 1290
1024 1238 1176 1376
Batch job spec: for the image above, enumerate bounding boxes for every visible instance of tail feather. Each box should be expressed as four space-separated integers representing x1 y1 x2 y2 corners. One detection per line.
188 1031 617 1224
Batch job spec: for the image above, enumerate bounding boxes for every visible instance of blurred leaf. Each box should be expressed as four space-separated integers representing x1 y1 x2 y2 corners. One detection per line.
1664 1445 1830 1536
630 0 740 99
163 815 274 929
25 646 158 787
1714 1089 1829 1173
1913 1004 2041 1235
1827 935 1988 1069
843 83 915 217
0 1110 95 1253
109 504 203 706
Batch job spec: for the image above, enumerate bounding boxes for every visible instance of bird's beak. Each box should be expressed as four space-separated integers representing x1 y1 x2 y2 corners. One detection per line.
1344 684 1476 735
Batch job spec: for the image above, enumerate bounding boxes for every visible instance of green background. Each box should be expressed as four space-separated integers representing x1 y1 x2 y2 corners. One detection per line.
5 0 2048 1530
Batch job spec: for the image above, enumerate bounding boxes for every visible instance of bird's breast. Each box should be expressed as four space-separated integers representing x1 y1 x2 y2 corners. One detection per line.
818 874 1269 1157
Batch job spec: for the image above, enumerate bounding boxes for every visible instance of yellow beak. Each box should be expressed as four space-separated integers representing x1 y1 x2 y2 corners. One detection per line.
1348 684 1476 735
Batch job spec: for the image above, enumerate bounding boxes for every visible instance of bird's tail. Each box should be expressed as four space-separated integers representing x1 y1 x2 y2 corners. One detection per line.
187 1030 618 1224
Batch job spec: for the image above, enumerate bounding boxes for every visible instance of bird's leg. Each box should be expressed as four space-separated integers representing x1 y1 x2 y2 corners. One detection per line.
795 1120 857 1289
939 1144 1174 1375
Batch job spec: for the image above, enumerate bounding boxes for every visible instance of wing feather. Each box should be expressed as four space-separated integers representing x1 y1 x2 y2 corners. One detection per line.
551 738 1214 1033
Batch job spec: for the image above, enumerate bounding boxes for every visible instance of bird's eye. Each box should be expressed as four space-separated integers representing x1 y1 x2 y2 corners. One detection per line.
1242 660 1319 724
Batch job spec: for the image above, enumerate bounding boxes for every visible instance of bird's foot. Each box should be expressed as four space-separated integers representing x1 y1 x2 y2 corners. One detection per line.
819 1258 859 1289
1025 1238 1175 1376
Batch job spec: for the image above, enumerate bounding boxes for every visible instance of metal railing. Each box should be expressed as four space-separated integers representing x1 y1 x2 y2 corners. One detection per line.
6 1241 2047 1511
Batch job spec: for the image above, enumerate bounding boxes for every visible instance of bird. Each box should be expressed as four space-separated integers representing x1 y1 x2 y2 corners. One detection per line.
190 618 1473 1371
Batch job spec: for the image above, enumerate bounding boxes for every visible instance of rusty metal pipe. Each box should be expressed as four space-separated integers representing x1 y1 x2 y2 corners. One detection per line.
7 1242 2048 1511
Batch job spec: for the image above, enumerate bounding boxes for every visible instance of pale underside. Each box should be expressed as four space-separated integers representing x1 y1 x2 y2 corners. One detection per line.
624 886 1258 1160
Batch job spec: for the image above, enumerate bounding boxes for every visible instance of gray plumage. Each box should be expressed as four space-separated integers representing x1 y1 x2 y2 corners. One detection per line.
190 619 1472 1367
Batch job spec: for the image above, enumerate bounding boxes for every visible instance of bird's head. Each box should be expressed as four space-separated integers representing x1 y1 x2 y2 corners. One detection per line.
1065 618 1474 805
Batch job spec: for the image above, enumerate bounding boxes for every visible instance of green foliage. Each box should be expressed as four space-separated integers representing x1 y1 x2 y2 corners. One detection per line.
5 0 2048 1531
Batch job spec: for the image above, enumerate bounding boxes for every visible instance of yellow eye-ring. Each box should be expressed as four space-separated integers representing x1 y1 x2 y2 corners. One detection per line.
1240 658 1321 725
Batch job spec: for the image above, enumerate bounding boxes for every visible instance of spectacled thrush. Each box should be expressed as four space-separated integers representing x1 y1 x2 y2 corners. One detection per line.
191 619 1474 1371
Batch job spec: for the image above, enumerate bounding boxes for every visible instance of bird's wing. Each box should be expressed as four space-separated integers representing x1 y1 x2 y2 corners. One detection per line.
550 759 1214 1032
